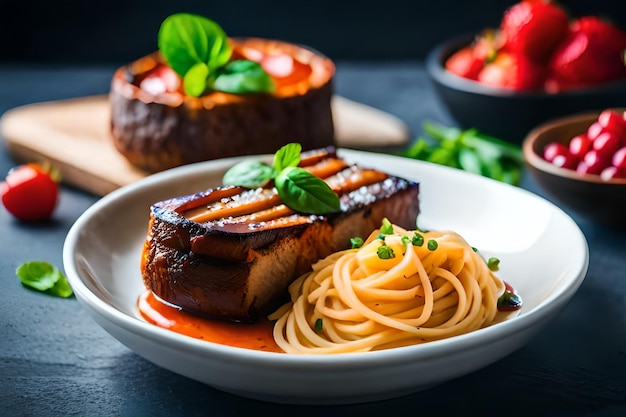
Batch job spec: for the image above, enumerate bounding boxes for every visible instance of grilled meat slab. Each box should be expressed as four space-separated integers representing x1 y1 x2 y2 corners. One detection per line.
141 148 420 322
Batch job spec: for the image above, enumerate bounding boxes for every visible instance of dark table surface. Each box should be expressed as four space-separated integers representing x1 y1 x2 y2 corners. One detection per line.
1 62 625 417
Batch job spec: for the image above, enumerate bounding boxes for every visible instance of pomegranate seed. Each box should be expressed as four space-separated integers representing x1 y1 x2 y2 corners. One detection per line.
582 149 610 175
552 153 578 170
598 109 626 137
612 147 626 170
569 134 592 158
563 109 626 179
592 131 622 157
587 122 604 140
600 166 626 180
543 142 569 163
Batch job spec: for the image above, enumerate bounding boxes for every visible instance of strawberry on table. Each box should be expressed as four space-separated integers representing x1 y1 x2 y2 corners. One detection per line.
1 163 60 221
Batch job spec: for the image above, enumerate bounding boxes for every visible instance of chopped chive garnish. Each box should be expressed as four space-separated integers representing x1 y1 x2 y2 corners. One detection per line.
411 233 424 247
377 244 395 259
497 290 522 311
350 237 364 249
487 257 500 271
315 318 323 331
401 235 410 247
380 218 394 235
427 239 438 251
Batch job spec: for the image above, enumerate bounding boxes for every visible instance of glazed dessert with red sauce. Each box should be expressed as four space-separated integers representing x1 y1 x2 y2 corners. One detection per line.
110 14 336 173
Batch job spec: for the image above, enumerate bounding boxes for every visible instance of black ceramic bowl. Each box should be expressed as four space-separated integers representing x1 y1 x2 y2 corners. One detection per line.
426 35 626 145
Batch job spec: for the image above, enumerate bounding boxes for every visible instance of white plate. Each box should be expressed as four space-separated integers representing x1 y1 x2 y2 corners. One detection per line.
63 149 589 405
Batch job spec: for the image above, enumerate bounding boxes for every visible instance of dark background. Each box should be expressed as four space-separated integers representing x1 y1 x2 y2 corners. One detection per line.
1 0 625 65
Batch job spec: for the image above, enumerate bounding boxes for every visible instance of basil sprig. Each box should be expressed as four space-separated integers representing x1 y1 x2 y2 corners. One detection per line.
16 261 73 298
158 13 275 97
399 122 524 186
222 143 341 215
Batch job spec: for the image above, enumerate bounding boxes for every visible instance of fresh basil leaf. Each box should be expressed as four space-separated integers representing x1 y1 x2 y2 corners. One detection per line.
458 148 483 175
429 146 458 168
183 62 210 97
158 13 232 77
49 275 74 298
400 138 431 160
423 121 462 142
399 121 524 186
350 237 364 249
222 160 275 188
212 60 275 94
274 143 301 173
275 167 340 214
16 261 73 298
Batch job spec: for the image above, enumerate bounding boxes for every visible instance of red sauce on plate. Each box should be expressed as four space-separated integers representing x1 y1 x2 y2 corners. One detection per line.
137 291 283 353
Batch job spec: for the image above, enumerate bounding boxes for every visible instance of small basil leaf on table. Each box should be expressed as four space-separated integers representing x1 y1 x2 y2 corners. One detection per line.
275 167 340 214
16 261 73 298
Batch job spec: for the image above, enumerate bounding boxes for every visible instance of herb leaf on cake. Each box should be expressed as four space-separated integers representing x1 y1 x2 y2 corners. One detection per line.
158 13 274 96
109 13 335 172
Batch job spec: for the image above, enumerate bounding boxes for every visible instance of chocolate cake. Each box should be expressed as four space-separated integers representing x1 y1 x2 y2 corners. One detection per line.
110 35 336 173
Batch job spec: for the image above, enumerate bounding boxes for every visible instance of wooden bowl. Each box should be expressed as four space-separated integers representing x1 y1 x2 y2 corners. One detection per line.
522 109 626 227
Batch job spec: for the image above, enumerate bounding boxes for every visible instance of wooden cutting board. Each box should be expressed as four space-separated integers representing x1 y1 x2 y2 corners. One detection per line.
0 95 411 196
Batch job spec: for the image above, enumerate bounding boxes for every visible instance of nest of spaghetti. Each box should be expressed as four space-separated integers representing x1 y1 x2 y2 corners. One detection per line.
269 221 521 353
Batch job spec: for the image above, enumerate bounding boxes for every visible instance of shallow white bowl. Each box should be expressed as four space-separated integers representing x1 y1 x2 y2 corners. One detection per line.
63 149 588 405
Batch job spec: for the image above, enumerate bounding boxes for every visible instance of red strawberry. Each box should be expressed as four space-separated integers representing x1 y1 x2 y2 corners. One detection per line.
445 31 498 80
500 1 570 64
477 51 546 90
445 46 485 80
547 16 626 91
